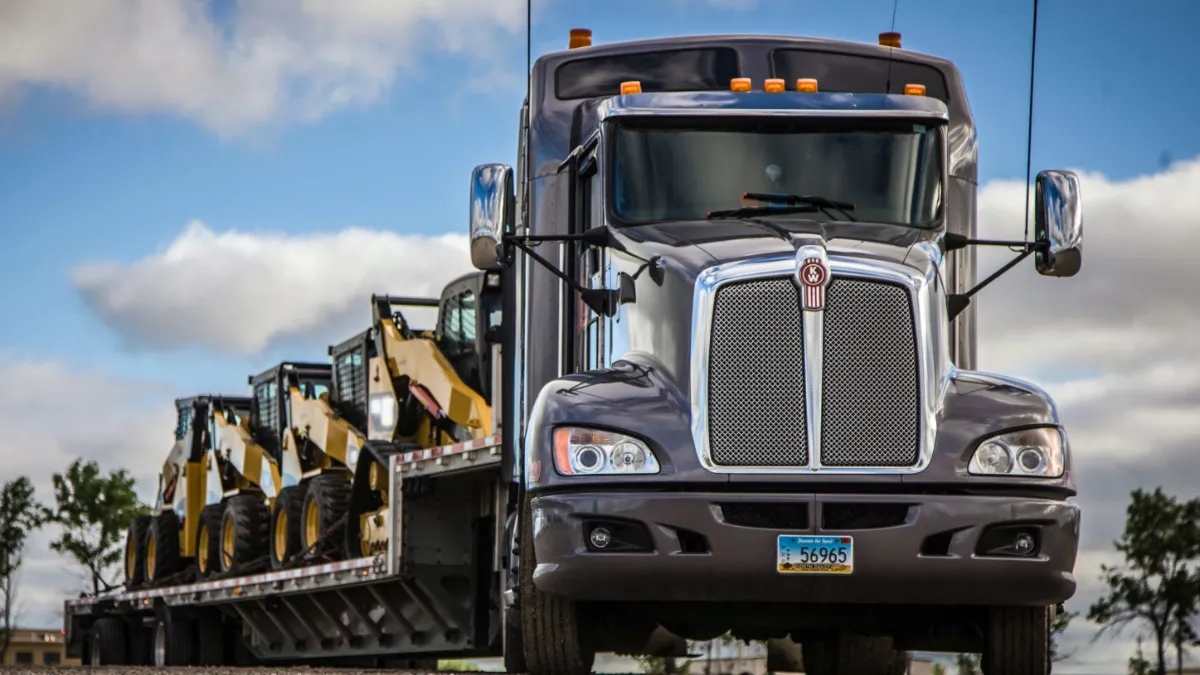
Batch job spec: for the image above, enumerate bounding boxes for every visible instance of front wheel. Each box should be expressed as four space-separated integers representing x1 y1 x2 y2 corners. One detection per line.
981 606 1051 675
519 498 595 675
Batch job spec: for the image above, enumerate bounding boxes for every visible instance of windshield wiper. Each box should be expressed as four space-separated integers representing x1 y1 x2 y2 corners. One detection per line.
706 204 819 219
742 192 859 221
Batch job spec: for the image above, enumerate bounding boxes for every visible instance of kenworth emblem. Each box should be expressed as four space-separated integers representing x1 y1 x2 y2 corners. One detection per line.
794 245 830 311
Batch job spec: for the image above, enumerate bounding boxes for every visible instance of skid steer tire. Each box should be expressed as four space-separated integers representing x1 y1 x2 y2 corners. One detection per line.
981 606 1051 675
194 504 223 579
802 633 908 675
270 484 308 569
124 515 151 588
519 499 595 675
218 494 270 574
301 473 351 560
147 511 184 583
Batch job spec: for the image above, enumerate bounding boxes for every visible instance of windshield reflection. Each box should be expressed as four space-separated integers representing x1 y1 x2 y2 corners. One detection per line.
608 118 944 227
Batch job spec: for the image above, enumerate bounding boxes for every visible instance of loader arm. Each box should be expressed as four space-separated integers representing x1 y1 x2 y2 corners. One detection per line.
213 411 282 500
378 317 494 440
287 387 366 469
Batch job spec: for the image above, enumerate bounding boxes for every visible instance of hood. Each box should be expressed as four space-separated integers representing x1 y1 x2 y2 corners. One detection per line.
599 218 944 390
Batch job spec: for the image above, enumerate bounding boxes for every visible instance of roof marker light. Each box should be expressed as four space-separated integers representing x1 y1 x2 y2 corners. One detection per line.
764 78 785 93
730 77 751 93
796 78 818 93
879 32 901 48
904 83 927 96
569 28 592 49
620 80 642 95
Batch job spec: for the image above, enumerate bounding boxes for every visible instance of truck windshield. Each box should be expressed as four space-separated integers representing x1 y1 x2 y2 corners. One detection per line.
607 117 943 227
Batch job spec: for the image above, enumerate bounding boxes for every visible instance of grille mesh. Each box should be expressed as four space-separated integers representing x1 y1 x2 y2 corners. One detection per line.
820 278 920 467
704 274 920 469
707 278 808 466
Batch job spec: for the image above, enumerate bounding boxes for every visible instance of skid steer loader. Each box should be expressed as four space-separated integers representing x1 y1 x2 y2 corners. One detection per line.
339 270 502 559
125 395 280 586
239 361 369 570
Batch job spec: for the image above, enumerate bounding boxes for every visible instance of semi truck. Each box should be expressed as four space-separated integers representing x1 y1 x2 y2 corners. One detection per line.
64 29 1083 675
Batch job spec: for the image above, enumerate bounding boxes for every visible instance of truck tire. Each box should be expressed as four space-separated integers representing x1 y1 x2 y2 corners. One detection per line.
801 633 908 675
196 612 227 665
147 511 184 583
503 593 527 673
519 499 595 675
270 484 308 569
301 473 351 559
981 606 1051 675
195 504 223 578
219 494 270 574
89 617 128 665
153 607 196 666
124 515 151 587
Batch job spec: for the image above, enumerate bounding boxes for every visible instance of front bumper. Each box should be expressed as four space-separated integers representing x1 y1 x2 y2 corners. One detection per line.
530 491 1079 606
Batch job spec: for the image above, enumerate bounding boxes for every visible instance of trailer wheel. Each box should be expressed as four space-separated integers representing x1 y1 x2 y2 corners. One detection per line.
219 494 270 574
153 607 197 666
301 473 351 559
196 611 227 665
147 511 184 582
519 498 595 675
89 617 128 665
981 606 1051 675
125 515 151 587
195 504 224 578
270 484 308 569
801 633 908 675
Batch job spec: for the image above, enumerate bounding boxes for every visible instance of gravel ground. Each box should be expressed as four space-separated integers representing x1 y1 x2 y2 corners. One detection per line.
0 669 647 675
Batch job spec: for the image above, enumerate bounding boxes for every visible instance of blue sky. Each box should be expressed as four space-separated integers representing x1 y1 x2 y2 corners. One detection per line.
2 1 1199 671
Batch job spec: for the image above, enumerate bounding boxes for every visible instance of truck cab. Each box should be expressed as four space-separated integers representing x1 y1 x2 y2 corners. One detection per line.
469 30 1083 675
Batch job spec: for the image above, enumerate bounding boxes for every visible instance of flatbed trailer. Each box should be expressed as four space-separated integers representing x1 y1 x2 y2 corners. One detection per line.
64 354 511 667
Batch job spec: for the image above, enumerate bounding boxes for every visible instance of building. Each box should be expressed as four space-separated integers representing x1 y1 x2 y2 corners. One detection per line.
2 627 80 667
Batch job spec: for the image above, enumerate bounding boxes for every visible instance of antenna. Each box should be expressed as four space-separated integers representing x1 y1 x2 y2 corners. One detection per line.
1021 0 1040 246
526 0 532 97
884 0 900 91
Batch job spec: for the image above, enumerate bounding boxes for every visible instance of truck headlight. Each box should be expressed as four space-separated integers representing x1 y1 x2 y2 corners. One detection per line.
553 427 661 476
967 427 1065 478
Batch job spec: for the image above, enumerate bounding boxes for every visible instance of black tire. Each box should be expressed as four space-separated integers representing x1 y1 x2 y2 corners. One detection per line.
218 494 270 574
802 634 907 675
982 606 1051 675
270 484 308 569
89 617 128 665
503 598 527 674
124 515 151 587
153 607 196 666
519 498 595 675
195 504 223 578
147 510 184 583
300 473 352 560
196 611 227 665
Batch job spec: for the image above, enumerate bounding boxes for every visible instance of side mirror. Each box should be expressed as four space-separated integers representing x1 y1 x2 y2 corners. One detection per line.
1033 169 1083 277
469 164 514 271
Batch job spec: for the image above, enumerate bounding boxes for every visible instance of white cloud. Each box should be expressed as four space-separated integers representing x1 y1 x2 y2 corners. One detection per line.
0 0 750 136
74 221 473 356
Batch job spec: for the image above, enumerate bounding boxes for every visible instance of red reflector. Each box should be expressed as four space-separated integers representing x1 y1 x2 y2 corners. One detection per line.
841 537 851 544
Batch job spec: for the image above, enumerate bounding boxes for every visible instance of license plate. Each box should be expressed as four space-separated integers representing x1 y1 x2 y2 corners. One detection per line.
777 535 854 574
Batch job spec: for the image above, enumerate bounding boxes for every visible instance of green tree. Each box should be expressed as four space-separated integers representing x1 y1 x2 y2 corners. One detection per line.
0 476 46 662
45 460 150 594
931 663 947 675
1130 636 1154 675
1052 607 1077 662
1088 487 1200 675
954 652 980 674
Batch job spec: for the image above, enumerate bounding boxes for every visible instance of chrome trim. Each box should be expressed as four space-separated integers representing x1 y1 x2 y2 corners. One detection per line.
796 245 828 471
604 108 950 121
690 251 945 474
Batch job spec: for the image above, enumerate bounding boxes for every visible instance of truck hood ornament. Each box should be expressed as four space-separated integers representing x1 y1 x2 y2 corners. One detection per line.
794 244 830 312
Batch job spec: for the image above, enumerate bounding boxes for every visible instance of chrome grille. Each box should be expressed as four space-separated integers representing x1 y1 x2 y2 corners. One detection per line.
820 277 920 467
707 278 808 466
702 273 920 469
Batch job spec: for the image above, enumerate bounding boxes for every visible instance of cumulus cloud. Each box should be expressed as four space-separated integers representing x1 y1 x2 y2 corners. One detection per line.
0 357 175 626
0 0 748 136
74 221 472 355
972 158 1200 672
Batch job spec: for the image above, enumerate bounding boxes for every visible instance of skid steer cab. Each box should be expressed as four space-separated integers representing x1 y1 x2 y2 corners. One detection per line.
126 394 265 588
